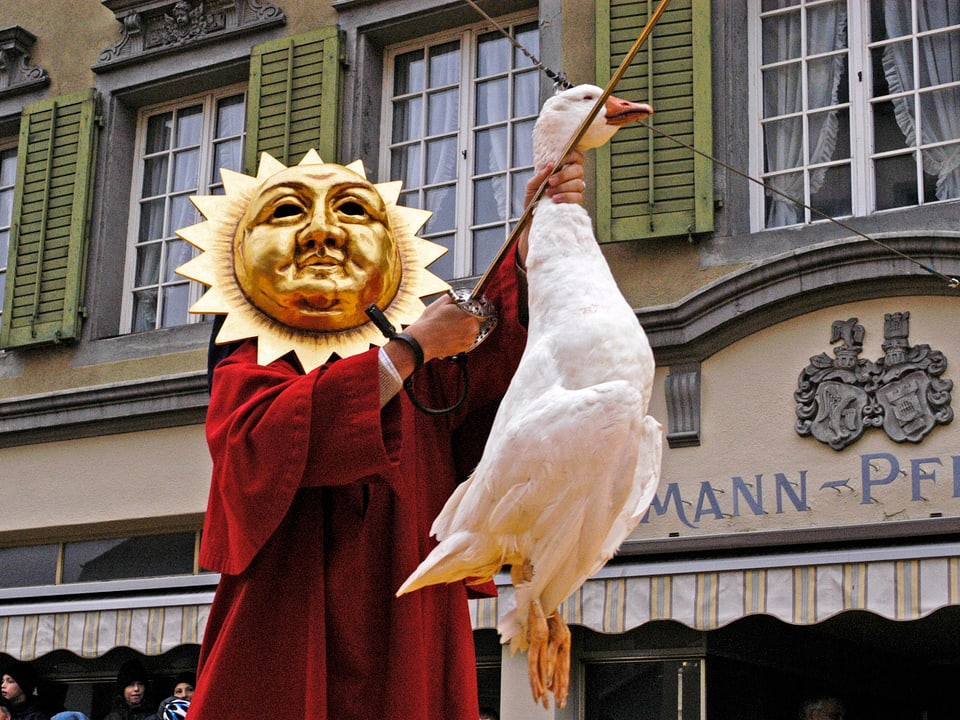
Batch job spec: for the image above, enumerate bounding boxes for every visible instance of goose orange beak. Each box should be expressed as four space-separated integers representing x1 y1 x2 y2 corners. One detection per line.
604 94 653 126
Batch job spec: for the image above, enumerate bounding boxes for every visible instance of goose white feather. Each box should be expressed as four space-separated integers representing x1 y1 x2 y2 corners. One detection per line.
396 84 663 708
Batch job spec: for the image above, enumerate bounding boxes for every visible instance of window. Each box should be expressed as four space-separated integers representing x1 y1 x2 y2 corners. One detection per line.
584 658 703 719
382 13 541 280
123 87 245 332
0 145 15 317
0 532 200 589
869 0 960 211
751 0 960 230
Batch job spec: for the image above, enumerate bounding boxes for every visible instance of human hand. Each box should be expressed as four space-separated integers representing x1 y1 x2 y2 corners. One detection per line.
517 151 586 265
525 150 586 207
385 294 482 377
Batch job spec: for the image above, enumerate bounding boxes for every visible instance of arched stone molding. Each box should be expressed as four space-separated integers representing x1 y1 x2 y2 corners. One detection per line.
646 233 960 447
641 234 960 365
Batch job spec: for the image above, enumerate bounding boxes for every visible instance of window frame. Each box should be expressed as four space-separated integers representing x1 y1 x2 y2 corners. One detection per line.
119 83 246 334
581 656 705 719
379 9 540 281
748 0 960 232
748 0 858 231
0 138 16 320
0 530 206 599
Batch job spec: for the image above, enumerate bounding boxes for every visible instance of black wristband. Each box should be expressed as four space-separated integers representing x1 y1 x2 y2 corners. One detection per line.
393 332 424 371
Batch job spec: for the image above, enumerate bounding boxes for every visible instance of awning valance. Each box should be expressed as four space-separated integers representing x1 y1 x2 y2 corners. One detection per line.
2 548 957 659
469 547 960 633
0 592 212 661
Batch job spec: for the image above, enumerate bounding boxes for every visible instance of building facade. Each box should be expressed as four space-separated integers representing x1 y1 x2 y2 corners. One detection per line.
0 0 957 718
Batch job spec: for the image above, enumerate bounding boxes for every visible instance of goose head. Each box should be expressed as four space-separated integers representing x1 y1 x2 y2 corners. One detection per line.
532 84 653 170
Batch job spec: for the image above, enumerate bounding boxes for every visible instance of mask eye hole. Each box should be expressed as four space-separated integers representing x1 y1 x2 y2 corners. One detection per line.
272 202 304 220
337 200 367 218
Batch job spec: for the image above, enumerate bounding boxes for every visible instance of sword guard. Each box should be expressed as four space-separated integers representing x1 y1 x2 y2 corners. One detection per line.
449 288 498 351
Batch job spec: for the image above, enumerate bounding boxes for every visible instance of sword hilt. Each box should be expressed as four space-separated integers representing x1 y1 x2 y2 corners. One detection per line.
448 288 498 351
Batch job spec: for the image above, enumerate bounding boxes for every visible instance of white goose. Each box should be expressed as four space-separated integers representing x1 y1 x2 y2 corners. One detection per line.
397 84 663 709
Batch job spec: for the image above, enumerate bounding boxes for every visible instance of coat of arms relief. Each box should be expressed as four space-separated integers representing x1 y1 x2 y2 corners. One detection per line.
795 312 953 450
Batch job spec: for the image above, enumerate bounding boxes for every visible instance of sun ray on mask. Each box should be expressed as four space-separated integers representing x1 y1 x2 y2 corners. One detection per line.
175 151 450 372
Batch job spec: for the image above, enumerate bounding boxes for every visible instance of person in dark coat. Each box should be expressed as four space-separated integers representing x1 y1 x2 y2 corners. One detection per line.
100 661 153 720
0 660 47 720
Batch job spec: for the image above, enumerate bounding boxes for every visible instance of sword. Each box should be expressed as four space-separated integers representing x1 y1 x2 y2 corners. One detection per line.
392 0 672 415
467 0 672 302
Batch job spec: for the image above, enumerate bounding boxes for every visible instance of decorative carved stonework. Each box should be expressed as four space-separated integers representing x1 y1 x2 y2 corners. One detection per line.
665 363 701 448
795 313 953 450
96 0 285 70
0 27 50 97
151 1 227 46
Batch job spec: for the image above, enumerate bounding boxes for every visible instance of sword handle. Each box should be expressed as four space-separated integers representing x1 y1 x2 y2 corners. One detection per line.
449 288 498 351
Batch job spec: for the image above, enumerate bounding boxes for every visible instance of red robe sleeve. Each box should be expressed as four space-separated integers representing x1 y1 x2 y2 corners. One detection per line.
200 346 402 575
199 245 526 577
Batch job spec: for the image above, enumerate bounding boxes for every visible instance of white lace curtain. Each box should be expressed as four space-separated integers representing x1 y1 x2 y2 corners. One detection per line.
475 82 511 223
763 3 848 227
882 0 960 201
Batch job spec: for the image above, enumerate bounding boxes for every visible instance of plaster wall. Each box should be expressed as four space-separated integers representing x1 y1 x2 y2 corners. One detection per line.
0 423 210 538
640 295 960 541
1 1 116 96
0 1 339 97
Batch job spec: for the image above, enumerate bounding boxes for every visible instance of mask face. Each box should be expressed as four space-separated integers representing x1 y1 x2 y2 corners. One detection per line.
233 163 402 332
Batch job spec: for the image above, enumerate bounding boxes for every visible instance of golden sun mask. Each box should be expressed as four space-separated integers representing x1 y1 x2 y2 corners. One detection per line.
175 151 449 371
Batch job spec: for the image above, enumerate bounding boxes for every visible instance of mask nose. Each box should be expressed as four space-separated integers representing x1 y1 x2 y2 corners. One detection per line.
298 212 348 254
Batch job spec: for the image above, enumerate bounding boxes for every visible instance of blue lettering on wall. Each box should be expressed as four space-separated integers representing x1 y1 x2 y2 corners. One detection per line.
911 457 941 501
694 481 725 522
732 475 764 517
861 453 899 504
642 482 697 528
641 451 958 528
776 471 808 513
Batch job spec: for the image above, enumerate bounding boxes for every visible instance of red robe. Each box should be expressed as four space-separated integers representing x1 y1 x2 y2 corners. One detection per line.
189 252 526 720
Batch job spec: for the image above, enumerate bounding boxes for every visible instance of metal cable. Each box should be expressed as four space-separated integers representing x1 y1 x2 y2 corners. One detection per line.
639 119 960 288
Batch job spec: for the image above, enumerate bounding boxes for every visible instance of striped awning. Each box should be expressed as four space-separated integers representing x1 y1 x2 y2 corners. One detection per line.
0 592 212 661
469 545 960 633
1 546 957 659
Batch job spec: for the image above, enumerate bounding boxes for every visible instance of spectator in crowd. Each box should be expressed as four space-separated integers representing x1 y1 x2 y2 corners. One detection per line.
101 661 153 720
154 670 194 720
50 713 90 720
1 698 12 720
1 660 47 720
158 699 188 720
169 673 193 702
799 695 846 720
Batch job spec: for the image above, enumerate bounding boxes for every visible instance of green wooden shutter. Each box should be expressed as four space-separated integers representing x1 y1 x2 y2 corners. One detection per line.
244 26 342 172
1 90 98 348
596 0 713 241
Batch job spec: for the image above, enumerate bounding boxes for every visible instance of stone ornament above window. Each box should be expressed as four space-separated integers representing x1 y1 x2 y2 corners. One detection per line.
95 0 285 70
795 313 953 450
0 27 50 98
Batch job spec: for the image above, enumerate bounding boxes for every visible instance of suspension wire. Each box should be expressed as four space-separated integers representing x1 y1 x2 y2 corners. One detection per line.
462 0 574 89
470 0 673 298
639 120 960 289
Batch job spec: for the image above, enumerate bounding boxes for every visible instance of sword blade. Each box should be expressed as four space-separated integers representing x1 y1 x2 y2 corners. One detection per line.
470 0 673 299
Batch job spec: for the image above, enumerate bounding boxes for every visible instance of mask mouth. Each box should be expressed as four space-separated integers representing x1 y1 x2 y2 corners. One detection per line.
297 254 341 272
